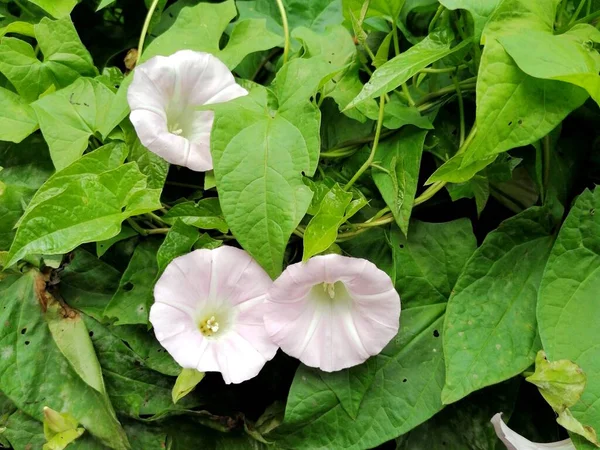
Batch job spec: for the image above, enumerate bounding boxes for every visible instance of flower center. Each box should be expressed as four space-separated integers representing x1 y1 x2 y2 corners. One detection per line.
310 281 351 305
198 315 220 337
169 123 184 136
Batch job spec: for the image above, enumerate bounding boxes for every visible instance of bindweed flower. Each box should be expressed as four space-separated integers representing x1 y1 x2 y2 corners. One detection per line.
150 246 277 384
128 50 247 172
264 254 400 372
491 413 575 450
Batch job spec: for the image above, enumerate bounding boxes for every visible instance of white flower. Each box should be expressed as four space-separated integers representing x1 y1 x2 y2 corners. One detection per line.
150 246 278 384
263 254 400 372
127 50 247 172
491 413 575 450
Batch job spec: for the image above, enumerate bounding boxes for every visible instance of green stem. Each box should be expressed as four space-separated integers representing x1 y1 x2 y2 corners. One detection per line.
136 0 161 65
344 96 386 190
146 228 170 235
14 0 35 16
320 146 360 158
419 64 468 74
146 212 169 226
559 9 600 31
452 73 465 146
415 79 476 107
402 83 416 107
392 19 401 56
542 134 551 200
275 0 290 65
568 0 588 27
428 5 445 33
127 218 149 236
166 181 203 189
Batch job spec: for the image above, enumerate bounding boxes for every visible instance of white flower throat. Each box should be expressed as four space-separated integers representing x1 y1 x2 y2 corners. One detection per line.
199 315 220 337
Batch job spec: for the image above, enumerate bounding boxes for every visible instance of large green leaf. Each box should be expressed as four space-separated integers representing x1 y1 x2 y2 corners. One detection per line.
156 220 199 273
32 77 115 170
347 31 471 108
218 19 282 69
0 18 96 102
211 74 322 277
104 239 160 326
272 220 476 449
28 0 77 18
428 40 588 183
0 135 53 250
6 143 162 267
499 25 600 106
0 271 130 449
538 187 600 449
442 206 556 405
372 127 428 236
0 87 37 142
84 315 200 418
162 199 228 232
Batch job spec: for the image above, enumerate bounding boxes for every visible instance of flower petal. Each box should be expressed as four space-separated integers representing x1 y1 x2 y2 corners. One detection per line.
264 254 400 371
128 50 247 172
491 413 575 450
151 246 277 384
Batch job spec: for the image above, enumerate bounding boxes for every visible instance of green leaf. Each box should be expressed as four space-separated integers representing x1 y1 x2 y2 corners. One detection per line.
104 239 160 326
32 77 115 170
0 21 35 39
172 369 205 404
84 315 200 418
28 0 77 18
210 84 318 277
45 301 107 395
0 18 96 102
442 206 557 405
156 220 198 273
499 25 600 106
43 407 80 438
302 183 352 260
372 127 428 235
0 271 130 449
273 220 476 450
383 97 434 130
428 40 588 183
438 0 502 40
162 199 228 232
218 19 282 70
3 410 46 450
6 143 162 267
0 87 38 142
96 226 137 257
396 380 519 449
0 135 53 250
347 31 471 108
142 0 236 61
60 248 121 321
124 123 169 190
343 0 407 20
43 428 85 450
527 351 587 413
538 187 600 449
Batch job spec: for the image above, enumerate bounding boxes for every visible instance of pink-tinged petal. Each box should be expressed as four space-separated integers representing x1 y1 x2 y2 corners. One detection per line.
127 50 247 172
491 414 575 450
150 246 276 384
264 254 401 372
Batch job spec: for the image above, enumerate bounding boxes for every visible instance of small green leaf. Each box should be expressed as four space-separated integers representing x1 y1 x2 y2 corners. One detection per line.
6 142 161 267
162 199 228 233
172 369 205 404
347 31 471 108
0 21 35 39
557 409 599 447
438 0 501 40
43 407 79 438
343 0 407 21
156 221 199 273
0 87 38 142
303 183 352 260
373 31 394 68
527 351 586 413
218 19 282 70
194 233 223 250
32 77 115 170
96 226 137 258
383 97 434 130
124 123 169 190
372 127 428 235
104 239 160 326
442 206 556 405
46 301 107 395
43 428 85 450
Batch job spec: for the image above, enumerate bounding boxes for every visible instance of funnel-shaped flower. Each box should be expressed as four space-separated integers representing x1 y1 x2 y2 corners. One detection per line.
150 246 277 384
128 50 247 172
264 254 400 372
491 413 575 450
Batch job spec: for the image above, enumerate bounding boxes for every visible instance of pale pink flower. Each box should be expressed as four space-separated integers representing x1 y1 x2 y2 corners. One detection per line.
150 246 277 384
264 254 400 372
128 50 247 172
491 413 575 450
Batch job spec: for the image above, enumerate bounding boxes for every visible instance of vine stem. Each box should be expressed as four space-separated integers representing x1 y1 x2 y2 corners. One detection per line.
568 0 588 27
542 134 551 202
452 73 465 146
275 0 290 65
344 96 386 190
136 0 161 65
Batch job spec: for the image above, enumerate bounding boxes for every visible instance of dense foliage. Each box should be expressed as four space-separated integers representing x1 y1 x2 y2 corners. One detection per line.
0 0 599 449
